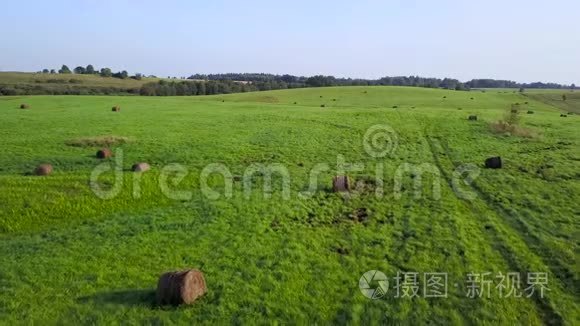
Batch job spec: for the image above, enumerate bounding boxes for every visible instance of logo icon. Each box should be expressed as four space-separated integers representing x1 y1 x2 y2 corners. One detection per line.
359 270 389 299
363 124 398 158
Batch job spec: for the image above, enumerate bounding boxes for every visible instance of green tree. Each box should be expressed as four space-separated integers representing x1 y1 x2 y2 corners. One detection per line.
42 69 49 74
73 66 86 74
50 69 56 74
100 68 112 77
120 70 129 79
562 94 567 101
86 65 95 74
58 65 71 74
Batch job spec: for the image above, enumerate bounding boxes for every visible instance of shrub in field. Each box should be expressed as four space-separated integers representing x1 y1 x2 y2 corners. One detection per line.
490 121 537 137
468 115 477 121
490 108 537 138
20 104 29 109
112 106 121 112
320 104 325 108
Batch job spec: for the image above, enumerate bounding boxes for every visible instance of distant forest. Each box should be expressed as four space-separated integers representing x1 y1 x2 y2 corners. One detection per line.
141 73 576 96
0 65 576 96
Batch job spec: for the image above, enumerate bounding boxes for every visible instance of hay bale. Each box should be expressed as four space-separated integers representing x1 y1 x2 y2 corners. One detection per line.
156 269 206 306
332 175 351 192
34 164 53 176
20 104 30 109
111 106 121 112
96 148 113 159
468 115 478 121
132 162 150 172
560 114 567 117
485 157 502 169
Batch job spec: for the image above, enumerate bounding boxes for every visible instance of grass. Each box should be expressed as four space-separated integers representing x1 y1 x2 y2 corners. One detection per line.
65 135 132 147
0 87 578 324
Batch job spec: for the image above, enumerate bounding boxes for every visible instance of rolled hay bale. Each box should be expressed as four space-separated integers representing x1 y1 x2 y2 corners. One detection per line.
111 106 121 112
560 114 567 117
527 110 534 114
468 115 478 121
20 104 30 109
332 175 351 192
484 156 502 169
156 269 207 306
96 148 113 159
132 163 150 172
34 164 53 176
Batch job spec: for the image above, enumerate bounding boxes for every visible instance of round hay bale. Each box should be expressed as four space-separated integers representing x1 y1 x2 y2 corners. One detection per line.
132 163 150 172
34 164 53 176
468 115 478 121
485 157 502 169
111 106 121 112
96 148 113 159
156 269 206 306
20 104 30 109
332 175 351 192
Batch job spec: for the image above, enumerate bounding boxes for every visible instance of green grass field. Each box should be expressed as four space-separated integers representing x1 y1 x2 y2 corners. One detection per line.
0 87 578 324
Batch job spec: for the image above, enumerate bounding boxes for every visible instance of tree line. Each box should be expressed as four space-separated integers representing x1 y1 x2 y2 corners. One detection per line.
1 66 576 96
39 64 144 80
189 73 575 91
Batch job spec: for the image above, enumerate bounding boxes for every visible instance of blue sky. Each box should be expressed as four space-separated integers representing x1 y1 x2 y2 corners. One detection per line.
1 0 578 84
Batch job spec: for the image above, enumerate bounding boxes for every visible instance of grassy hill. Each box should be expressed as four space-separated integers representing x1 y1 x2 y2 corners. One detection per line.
0 87 578 324
523 89 580 114
0 71 163 95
